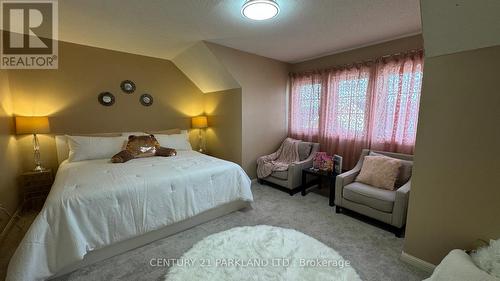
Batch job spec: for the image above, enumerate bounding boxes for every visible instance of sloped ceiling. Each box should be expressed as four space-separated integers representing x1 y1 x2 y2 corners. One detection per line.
58 0 421 63
172 42 240 93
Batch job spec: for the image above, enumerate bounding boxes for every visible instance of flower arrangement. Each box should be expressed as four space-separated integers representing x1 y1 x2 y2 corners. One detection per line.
313 152 334 172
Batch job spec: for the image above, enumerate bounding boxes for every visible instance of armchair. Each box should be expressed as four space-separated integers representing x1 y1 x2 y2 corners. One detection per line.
258 142 320 195
334 149 413 237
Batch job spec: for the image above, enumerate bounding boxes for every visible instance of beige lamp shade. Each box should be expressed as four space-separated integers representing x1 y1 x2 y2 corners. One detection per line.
15 116 50 134
191 116 208 129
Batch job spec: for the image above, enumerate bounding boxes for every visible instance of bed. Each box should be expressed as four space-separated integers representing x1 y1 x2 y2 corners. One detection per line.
6 135 253 281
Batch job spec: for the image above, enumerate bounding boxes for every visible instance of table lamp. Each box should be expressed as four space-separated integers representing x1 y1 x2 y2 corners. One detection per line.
15 116 50 172
191 116 208 153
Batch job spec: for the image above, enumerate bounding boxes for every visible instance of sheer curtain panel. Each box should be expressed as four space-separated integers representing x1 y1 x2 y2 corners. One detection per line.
289 51 423 169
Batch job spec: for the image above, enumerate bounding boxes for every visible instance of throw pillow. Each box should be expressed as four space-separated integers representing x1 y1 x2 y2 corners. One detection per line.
156 147 177 157
355 156 402 190
111 134 178 163
298 142 312 161
369 151 413 188
111 150 134 163
125 134 160 158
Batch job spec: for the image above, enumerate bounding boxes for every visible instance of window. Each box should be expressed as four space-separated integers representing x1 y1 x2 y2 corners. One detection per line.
372 66 423 144
297 83 321 130
289 53 423 169
335 77 369 135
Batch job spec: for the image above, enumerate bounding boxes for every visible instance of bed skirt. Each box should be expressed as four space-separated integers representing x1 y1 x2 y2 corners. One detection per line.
52 200 251 279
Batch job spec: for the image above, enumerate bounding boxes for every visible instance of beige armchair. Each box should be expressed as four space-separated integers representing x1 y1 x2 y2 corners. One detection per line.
258 142 320 195
334 149 413 237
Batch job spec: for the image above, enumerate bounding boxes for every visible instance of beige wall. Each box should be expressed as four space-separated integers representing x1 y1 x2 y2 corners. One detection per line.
7 41 242 172
403 0 500 265
0 69 22 222
206 43 289 177
404 45 500 264
203 88 242 164
421 0 500 57
290 35 423 73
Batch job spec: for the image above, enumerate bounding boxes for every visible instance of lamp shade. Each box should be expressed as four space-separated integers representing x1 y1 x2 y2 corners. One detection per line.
15 116 50 134
191 116 208 129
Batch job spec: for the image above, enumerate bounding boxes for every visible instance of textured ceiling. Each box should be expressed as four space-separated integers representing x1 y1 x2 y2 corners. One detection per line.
59 0 422 63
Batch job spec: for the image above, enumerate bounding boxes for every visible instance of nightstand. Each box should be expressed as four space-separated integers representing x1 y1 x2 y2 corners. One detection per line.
20 169 54 210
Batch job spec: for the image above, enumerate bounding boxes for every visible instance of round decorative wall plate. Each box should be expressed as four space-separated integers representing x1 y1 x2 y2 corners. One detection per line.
120 80 136 94
140 93 153 106
98 92 115 106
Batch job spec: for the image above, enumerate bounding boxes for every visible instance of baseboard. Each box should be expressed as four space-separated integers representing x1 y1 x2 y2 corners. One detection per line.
401 251 436 273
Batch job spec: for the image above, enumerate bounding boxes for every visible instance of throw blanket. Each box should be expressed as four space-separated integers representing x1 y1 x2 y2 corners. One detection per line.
257 138 300 178
424 249 499 281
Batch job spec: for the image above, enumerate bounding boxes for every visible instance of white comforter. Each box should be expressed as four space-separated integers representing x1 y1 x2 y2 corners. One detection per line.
7 151 253 281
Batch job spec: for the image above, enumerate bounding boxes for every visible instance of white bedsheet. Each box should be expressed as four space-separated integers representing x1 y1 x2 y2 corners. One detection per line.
7 151 253 281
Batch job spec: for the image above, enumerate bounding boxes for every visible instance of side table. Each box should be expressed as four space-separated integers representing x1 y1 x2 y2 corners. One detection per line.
301 168 337 206
20 169 54 210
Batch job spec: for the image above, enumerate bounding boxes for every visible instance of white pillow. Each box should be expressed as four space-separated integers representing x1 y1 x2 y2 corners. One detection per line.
66 135 127 162
154 130 192 151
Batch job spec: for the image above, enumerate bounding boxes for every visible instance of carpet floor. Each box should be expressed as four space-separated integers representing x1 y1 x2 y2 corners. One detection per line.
2 182 429 281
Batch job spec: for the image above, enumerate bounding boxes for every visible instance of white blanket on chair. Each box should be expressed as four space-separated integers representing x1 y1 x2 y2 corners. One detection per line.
257 138 300 178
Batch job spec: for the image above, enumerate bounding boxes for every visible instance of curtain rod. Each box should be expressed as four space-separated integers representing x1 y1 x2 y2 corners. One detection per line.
290 48 424 76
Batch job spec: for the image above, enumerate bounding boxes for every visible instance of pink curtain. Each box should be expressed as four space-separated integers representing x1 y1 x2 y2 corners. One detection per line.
289 52 424 169
288 72 325 141
369 56 424 154
319 66 372 169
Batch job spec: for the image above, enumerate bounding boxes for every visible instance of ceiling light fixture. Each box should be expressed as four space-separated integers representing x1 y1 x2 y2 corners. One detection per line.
241 0 280 21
